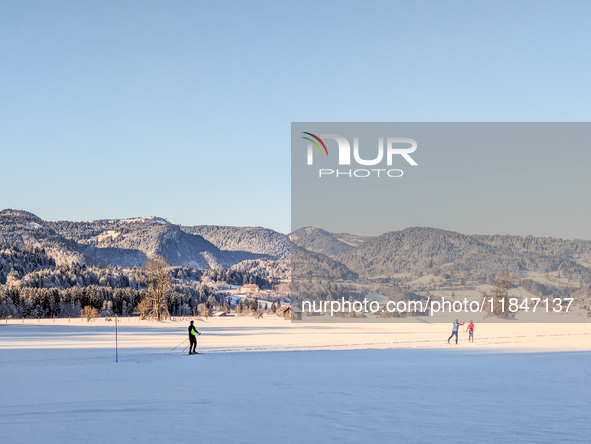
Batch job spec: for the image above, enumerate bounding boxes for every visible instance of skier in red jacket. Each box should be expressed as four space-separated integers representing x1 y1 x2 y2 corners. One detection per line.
466 321 475 343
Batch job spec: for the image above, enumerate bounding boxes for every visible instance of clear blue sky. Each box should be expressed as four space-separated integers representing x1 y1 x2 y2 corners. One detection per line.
1 1 590 234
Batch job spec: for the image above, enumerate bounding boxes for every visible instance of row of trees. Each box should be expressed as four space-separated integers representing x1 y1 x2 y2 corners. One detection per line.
0 254 288 321
0 282 227 320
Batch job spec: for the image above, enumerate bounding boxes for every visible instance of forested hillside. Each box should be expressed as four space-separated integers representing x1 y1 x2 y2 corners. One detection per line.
0 210 290 319
183 225 289 260
290 227 371 257
0 210 287 269
4 209 591 318
335 227 591 285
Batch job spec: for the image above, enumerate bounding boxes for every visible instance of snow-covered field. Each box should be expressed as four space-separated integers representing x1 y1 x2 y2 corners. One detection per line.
2 317 590 443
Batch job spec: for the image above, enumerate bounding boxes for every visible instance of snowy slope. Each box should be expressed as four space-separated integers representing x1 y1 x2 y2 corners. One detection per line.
0 210 278 269
1 320 590 443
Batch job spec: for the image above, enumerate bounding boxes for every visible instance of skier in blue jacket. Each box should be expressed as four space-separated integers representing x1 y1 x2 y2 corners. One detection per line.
448 319 464 345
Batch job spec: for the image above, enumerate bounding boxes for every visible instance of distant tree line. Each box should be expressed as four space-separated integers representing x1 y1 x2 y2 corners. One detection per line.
0 280 234 319
0 242 285 319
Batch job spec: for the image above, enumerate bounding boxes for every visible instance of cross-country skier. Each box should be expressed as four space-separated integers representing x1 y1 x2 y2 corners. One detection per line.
466 320 475 342
448 319 464 344
188 321 201 354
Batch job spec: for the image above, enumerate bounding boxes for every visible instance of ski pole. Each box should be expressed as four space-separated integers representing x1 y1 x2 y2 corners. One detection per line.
172 338 188 351
181 344 189 354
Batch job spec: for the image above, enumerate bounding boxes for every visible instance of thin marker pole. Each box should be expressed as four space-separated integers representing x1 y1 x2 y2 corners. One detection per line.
115 316 118 363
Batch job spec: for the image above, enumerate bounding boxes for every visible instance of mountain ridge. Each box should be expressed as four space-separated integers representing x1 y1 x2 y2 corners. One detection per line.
335 226 591 285
0 209 286 269
4 209 591 287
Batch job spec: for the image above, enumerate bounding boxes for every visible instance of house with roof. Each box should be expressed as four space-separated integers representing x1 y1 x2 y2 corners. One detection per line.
240 284 259 293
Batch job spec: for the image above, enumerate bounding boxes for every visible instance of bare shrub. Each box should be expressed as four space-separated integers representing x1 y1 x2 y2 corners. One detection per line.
136 299 151 320
81 306 99 322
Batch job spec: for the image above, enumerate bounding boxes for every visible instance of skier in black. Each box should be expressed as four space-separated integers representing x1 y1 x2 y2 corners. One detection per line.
188 321 200 354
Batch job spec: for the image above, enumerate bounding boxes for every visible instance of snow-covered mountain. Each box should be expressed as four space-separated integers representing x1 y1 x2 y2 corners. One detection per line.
5 209 591 288
183 225 289 260
335 227 591 285
289 227 372 257
0 210 286 268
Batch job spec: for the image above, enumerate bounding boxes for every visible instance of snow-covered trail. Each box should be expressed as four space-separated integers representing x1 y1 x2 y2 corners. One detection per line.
1 319 590 443
1 347 590 443
1 316 591 355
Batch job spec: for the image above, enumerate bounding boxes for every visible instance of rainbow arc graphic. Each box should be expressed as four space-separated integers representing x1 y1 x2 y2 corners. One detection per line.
302 132 328 156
